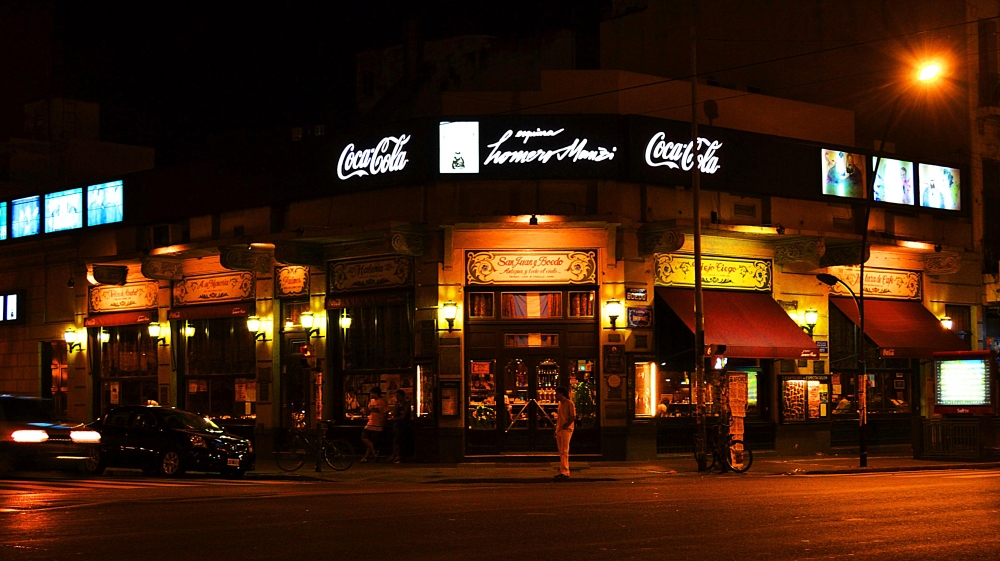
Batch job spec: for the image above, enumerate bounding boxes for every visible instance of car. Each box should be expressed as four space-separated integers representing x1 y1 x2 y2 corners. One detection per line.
0 395 101 476
86 406 255 477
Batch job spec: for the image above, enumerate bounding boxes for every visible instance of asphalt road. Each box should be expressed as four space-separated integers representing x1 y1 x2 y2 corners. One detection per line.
0 469 997 561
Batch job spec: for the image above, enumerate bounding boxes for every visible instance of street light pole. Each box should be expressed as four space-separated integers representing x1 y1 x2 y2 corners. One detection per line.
691 0 708 471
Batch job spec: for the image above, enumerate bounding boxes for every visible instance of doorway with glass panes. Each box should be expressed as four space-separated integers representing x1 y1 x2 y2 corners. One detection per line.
465 287 600 455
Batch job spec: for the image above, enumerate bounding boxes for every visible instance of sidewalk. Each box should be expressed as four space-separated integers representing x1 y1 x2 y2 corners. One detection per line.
248 453 1000 483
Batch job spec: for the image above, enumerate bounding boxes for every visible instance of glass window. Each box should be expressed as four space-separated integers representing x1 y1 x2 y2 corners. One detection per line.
282 300 311 329
0 202 7 240
184 318 256 420
567 358 598 429
501 292 562 319
634 361 656 417
568 291 595 317
657 370 693 417
780 376 830 422
340 302 412 370
11 196 39 238
830 372 910 415
44 188 83 233
468 360 496 430
468 293 494 318
504 333 559 347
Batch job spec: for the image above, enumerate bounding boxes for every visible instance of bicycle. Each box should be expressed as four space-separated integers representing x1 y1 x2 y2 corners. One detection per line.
276 415 355 472
697 416 753 473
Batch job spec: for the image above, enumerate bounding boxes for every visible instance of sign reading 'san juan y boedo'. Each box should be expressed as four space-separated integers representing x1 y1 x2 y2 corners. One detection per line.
466 250 597 285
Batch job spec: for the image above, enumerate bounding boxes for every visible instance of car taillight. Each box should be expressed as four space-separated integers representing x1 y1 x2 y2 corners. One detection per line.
70 430 101 443
12 430 49 443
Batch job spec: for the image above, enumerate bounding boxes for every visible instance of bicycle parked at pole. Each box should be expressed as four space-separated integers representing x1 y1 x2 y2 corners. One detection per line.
276 412 355 472
694 372 753 473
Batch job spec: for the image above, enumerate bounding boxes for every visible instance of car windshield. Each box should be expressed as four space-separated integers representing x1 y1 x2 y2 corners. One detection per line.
159 410 223 432
1 398 54 422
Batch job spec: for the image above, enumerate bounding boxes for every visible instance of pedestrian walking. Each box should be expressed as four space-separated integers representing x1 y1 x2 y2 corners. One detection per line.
553 386 576 481
386 389 412 464
360 388 387 463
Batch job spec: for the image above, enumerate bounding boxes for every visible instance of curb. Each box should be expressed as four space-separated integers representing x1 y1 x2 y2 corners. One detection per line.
781 462 1000 476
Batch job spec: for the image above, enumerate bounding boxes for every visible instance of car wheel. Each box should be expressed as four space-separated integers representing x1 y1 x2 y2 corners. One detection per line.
83 448 105 476
159 450 185 477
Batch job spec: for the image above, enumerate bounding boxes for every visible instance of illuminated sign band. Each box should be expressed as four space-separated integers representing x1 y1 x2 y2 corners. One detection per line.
484 129 617 166
654 254 772 291
644 134 722 174
337 134 410 180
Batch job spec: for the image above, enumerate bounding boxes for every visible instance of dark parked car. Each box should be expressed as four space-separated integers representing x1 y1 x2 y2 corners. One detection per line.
0 395 101 476
86 406 255 477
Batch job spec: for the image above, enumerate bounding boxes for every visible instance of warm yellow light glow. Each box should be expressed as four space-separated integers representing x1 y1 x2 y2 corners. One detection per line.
184 324 195 337
300 311 315 329
147 323 161 338
339 313 352 329
284 320 295 331
99 331 110 343
416 364 423 417
70 430 101 443
441 301 458 321
940 316 954 330
898 240 937 250
918 62 941 82
63 328 77 345
12 430 49 443
804 308 819 327
605 299 623 321
246 316 262 333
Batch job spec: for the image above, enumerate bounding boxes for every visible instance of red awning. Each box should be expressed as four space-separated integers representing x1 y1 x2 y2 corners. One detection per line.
656 288 820 359
84 310 157 327
830 298 968 359
167 302 254 321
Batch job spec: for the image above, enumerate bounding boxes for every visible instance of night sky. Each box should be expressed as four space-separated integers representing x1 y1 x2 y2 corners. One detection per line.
2 1 588 166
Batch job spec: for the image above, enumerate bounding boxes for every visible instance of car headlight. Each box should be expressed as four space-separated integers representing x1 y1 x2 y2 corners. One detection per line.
189 435 206 448
12 430 49 443
70 430 101 443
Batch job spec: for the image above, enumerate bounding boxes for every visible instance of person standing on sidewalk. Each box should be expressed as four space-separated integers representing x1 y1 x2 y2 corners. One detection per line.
553 386 576 481
386 389 412 464
361 388 387 463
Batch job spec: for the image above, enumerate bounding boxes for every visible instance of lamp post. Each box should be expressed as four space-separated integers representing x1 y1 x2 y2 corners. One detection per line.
690 1 708 471
816 273 866 466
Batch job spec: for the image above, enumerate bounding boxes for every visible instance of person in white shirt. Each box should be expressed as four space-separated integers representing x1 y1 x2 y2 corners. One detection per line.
553 386 576 481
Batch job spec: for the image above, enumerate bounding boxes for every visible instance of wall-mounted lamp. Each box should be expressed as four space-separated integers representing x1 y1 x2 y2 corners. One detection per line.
99 330 111 344
147 323 167 347
528 214 539 226
300 311 321 338
339 310 352 330
940 316 954 330
801 308 819 337
441 300 458 332
64 328 82 352
183 323 195 338
247 315 268 342
605 298 623 331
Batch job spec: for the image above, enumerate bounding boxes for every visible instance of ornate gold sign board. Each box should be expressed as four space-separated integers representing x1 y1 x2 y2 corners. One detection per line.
89 282 159 313
826 267 921 300
173 272 254 306
275 266 310 298
466 250 597 285
654 254 772 291
328 256 413 293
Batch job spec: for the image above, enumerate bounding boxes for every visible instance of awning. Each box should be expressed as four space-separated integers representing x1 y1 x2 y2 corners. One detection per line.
84 310 157 328
656 288 820 359
167 302 254 321
830 298 968 359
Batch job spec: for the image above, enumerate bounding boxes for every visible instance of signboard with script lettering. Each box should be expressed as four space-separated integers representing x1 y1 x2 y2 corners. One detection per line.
173 272 254 306
89 281 159 313
466 250 597 285
654 254 772 291
826 267 921 300
328 256 413 293
275 266 310 298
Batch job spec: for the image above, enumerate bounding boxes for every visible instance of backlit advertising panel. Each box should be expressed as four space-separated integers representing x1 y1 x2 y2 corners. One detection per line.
439 121 480 174
934 351 995 414
872 158 914 205
44 188 83 233
918 164 961 210
821 149 866 199
0 202 6 240
11 196 39 238
87 180 124 225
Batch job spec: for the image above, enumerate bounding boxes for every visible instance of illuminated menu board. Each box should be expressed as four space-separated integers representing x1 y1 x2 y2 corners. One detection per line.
873 158 915 205
936 359 991 406
87 180 124 226
918 164 961 210
821 149 866 199
0 202 6 240
44 188 84 233
11 196 40 238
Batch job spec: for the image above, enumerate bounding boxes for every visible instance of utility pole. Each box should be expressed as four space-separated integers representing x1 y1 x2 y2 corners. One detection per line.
691 0 708 471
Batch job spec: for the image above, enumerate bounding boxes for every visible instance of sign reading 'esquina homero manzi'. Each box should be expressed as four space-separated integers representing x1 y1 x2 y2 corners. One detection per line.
654 254 772 291
328 256 413 293
466 251 597 285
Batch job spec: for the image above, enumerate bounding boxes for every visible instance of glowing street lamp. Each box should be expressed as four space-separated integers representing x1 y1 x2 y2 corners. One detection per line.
918 62 942 82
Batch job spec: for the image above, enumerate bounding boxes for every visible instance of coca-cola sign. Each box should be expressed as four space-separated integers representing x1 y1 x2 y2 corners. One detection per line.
336 134 410 180
644 133 723 174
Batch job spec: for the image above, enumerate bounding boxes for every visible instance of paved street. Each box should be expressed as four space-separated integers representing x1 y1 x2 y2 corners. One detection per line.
1 464 997 561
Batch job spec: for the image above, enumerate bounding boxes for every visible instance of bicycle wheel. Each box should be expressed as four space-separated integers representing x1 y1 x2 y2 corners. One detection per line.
693 436 716 471
724 439 753 473
276 436 310 472
324 439 355 471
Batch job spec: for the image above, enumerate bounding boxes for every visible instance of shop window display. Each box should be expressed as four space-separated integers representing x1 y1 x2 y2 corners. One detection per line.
568 291 595 317
343 372 415 422
468 293 494 319
568 359 597 429
184 318 256 420
830 372 910 415
780 375 830 422
99 325 159 413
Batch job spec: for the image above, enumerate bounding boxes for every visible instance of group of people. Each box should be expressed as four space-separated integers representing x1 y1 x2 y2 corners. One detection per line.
360 387 411 464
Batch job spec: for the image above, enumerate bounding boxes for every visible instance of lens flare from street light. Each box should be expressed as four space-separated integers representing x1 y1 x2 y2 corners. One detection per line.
918 62 941 82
